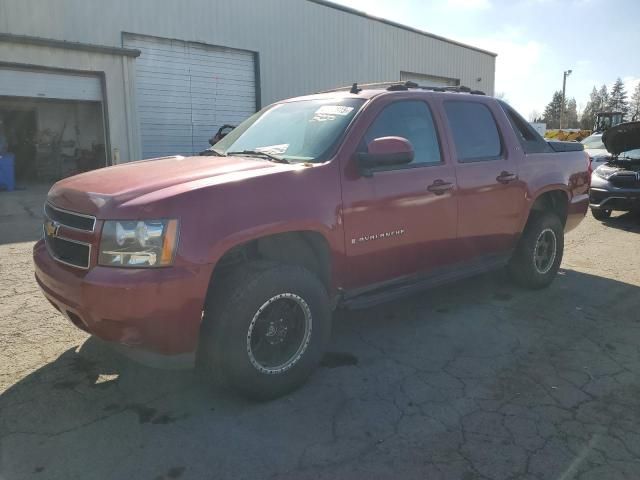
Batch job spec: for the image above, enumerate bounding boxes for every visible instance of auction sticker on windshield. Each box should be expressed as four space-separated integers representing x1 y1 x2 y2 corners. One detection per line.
312 105 355 122
256 144 289 155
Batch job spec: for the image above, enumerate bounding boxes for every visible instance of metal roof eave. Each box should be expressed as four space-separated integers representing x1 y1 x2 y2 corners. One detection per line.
307 0 498 58
0 33 141 58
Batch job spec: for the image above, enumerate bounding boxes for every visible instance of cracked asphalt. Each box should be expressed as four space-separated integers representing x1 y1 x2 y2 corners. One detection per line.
2 187 640 480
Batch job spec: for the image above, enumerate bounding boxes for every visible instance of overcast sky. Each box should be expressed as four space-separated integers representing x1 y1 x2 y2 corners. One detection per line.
332 0 640 119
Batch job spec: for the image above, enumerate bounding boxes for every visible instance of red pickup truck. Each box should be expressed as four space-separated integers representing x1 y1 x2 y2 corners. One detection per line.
34 82 590 399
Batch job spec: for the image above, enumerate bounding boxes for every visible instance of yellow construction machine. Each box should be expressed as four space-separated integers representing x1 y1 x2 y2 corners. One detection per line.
544 112 625 141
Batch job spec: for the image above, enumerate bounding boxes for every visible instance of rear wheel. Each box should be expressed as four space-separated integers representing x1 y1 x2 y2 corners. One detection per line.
508 212 564 289
199 262 331 400
591 208 612 220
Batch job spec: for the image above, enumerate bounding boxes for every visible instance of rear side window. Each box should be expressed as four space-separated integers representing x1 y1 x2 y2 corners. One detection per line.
444 101 502 162
499 101 551 154
363 100 442 165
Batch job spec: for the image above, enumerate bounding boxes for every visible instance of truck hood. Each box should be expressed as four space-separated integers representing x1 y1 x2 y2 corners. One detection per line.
603 121 640 155
48 155 292 215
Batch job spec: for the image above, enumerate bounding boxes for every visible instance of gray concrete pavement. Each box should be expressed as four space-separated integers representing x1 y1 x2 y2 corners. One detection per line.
1 187 640 480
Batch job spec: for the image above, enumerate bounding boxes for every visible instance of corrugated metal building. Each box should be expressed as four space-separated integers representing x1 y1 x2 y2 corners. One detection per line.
0 0 495 182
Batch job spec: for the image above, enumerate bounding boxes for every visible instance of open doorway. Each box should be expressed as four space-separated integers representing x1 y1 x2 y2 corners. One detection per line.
0 97 107 185
2 108 37 181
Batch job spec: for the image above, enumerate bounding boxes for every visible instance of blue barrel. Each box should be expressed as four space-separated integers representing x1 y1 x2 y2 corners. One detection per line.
0 153 16 192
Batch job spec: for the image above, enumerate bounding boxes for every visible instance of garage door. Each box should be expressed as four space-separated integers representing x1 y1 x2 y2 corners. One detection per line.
400 71 459 88
0 67 103 101
124 34 257 159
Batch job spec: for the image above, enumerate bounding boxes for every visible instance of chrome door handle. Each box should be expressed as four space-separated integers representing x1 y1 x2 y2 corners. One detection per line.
427 179 454 195
496 171 518 184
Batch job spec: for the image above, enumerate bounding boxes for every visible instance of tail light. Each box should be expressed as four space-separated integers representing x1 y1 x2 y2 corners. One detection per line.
586 152 592 187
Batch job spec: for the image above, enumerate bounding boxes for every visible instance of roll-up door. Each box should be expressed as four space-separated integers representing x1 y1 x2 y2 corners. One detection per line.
124 34 256 158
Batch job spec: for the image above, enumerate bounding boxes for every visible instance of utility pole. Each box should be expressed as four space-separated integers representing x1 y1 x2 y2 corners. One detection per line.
560 69 572 129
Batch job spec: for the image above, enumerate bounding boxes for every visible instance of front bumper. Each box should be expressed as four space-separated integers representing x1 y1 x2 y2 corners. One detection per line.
589 174 640 211
33 240 212 355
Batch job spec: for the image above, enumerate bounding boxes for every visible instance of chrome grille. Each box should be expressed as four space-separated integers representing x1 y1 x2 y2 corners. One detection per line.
44 234 91 269
44 203 96 232
43 203 95 269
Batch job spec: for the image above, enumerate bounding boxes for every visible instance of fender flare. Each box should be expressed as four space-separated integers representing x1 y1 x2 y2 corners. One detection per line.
519 185 571 231
206 221 337 268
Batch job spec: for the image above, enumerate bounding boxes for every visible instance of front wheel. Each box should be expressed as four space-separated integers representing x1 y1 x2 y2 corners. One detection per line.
508 212 564 289
199 262 331 400
591 208 612 220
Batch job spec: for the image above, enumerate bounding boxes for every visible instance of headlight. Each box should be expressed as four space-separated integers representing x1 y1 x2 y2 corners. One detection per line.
594 165 618 180
99 219 179 267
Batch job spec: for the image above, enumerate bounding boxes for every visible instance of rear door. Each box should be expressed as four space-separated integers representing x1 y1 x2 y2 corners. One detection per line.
440 98 525 260
340 97 459 289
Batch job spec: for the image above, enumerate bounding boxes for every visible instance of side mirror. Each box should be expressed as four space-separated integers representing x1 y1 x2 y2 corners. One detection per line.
357 136 414 176
209 124 235 146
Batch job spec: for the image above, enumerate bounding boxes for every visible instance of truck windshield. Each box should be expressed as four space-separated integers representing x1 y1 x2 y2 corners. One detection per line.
212 98 365 162
581 135 605 149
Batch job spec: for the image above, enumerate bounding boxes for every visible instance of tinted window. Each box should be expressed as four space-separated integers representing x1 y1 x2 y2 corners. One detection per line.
444 101 502 161
363 101 442 165
499 101 551 154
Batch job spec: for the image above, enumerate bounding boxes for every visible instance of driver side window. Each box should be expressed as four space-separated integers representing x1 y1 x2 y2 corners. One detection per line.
362 100 442 166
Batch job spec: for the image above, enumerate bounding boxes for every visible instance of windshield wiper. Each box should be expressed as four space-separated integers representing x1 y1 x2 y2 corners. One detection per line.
227 150 290 164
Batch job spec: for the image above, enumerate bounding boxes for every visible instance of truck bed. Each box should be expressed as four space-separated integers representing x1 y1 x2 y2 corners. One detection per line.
546 141 585 153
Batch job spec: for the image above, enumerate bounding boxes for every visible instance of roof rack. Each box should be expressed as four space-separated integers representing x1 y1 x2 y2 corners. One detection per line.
318 81 485 96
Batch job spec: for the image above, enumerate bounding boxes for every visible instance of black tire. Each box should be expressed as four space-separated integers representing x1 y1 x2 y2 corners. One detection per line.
591 208 612 220
199 262 331 401
508 212 564 289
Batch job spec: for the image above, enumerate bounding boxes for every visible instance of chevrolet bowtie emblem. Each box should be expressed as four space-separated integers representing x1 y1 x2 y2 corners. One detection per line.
44 219 61 238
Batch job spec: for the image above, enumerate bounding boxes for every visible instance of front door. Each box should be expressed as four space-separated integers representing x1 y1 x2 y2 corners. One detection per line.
340 98 459 290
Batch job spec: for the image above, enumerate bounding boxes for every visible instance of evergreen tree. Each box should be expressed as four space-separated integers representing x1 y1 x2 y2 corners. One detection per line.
629 82 640 121
598 85 610 111
608 78 629 119
566 98 579 128
543 91 563 129
580 86 600 130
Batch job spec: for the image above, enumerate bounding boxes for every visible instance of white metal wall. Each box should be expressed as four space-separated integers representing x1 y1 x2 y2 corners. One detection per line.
0 0 496 162
400 71 460 88
0 0 496 103
123 34 256 158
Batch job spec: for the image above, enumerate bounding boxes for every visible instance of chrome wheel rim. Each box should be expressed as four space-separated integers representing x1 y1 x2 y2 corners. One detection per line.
533 228 557 274
247 293 312 374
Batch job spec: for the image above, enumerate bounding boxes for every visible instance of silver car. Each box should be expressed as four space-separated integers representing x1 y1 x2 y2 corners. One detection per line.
582 133 610 167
